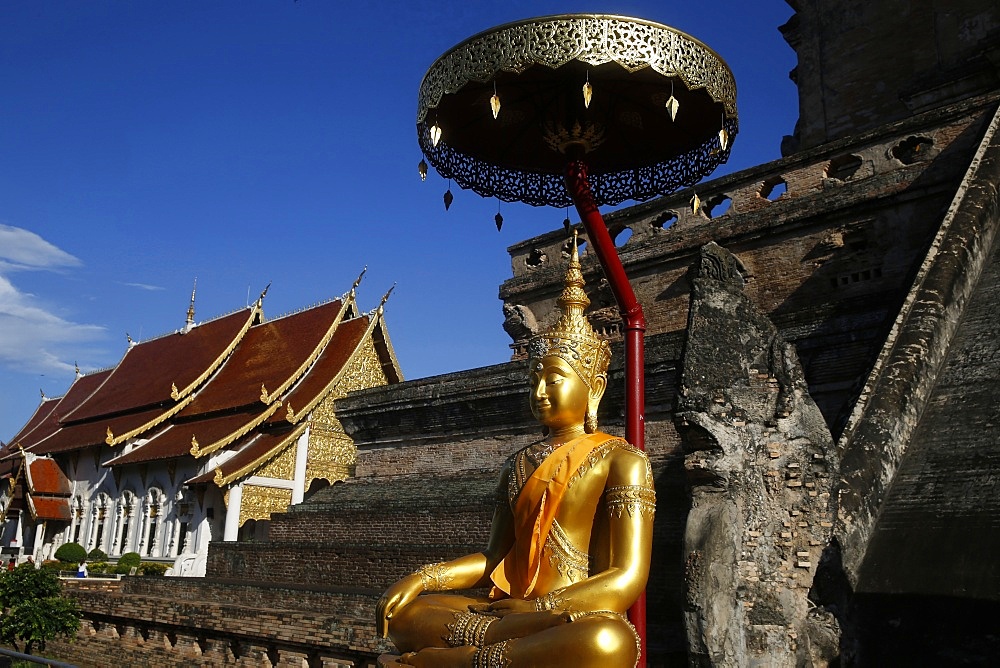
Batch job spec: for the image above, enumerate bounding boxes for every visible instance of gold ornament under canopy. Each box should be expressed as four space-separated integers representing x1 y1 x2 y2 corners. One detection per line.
416 14 738 208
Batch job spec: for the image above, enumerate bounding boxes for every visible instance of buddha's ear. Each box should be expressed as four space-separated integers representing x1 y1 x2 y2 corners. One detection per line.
589 374 607 408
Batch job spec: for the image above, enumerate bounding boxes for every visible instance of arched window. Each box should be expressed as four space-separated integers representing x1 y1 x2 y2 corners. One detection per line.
115 491 136 556
173 490 193 557
92 493 111 553
71 497 84 544
143 488 165 557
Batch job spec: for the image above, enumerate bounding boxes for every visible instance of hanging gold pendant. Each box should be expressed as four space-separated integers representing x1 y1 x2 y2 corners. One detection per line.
718 127 729 151
430 123 442 147
582 81 593 109
418 159 428 181
490 93 501 119
690 192 701 214
665 95 680 121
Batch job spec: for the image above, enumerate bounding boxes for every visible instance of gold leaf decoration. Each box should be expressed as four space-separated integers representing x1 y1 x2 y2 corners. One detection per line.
665 95 679 121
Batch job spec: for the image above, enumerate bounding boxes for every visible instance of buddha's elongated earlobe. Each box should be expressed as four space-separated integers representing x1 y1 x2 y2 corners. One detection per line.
585 374 606 433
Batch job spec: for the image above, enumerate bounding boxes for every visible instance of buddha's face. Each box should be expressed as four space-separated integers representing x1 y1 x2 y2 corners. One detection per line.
529 355 591 431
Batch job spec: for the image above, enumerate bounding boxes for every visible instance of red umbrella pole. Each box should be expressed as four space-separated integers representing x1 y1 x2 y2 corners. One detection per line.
565 159 648 666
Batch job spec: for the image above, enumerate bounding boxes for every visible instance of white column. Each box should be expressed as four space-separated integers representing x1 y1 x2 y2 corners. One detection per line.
169 518 182 557
291 426 310 505
33 522 45 562
198 516 212 550
138 506 150 556
223 484 243 542
12 513 23 548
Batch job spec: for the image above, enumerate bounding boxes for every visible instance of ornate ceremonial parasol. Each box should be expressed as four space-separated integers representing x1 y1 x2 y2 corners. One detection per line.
416 15 737 664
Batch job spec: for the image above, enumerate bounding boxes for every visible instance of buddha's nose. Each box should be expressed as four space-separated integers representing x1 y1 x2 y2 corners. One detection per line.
533 380 547 399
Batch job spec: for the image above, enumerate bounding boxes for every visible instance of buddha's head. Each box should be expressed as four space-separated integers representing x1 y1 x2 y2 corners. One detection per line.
528 233 611 433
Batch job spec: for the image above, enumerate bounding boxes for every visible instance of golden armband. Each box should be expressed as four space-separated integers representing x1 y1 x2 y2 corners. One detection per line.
417 562 453 592
605 485 656 518
446 610 498 647
472 639 511 667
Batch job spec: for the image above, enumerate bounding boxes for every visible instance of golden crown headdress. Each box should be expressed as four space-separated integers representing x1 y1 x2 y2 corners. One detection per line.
528 232 611 388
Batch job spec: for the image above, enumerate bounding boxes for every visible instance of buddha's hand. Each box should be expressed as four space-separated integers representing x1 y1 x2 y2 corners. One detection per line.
470 598 537 617
376 573 423 638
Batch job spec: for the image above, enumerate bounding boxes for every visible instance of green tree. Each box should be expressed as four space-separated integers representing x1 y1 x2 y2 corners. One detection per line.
0 565 81 655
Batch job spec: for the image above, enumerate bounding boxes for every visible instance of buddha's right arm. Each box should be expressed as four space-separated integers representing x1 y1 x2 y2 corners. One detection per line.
376 464 516 636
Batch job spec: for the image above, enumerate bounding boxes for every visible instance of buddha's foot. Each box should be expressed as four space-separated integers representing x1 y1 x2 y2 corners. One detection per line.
487 609 573 643
399 646 477 667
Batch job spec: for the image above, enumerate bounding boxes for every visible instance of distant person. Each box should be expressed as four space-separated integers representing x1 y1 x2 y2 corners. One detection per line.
77 561 87 578
6 557 14 571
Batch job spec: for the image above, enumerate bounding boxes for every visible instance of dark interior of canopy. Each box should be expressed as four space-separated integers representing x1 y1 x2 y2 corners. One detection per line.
426 59 727 176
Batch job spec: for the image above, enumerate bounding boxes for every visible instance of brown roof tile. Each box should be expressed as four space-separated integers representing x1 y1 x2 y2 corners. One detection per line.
62 308 257 423
30 408 165 455
4 398 59 450
105 409 266 466
182 300 344 416
267 315 370 424
28 495 72 522
6 370 114 453
185 426 299 485
27 458 71 496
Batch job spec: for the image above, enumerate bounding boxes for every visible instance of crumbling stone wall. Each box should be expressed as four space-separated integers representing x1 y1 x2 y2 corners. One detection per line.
675 243 840 667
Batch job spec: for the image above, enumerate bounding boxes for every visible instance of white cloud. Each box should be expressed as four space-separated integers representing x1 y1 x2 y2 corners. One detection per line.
0 223 81 272
123 282 165 291
0 226 105 375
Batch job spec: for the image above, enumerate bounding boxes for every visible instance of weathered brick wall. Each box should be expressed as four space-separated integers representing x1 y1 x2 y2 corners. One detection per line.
838 103 1000 604
502 100 990 436
781 0 1000 151
48 578 386 667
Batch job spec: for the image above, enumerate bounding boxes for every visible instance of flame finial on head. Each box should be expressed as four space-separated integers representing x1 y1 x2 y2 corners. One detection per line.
527 231 611 388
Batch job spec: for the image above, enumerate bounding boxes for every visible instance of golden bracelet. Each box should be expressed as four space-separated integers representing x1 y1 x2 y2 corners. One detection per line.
533 587 567 611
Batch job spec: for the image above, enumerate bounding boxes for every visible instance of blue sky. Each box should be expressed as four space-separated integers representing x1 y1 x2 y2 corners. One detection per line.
0 1 797 439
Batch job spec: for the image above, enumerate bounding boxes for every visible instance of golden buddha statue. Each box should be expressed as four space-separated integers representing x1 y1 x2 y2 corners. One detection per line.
377 235 655 667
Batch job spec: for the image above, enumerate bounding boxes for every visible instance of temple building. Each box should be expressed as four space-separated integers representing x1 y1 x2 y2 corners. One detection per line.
0 282 401 575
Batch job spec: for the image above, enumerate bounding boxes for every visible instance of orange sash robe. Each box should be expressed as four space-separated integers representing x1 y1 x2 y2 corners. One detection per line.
491 433 615 600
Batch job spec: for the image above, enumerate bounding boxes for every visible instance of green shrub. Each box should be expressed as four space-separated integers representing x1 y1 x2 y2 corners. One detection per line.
53 542 86 564
87 548 107 562
87 561 109 575
39 560 65 575
117 551 141 568
138 562 169 577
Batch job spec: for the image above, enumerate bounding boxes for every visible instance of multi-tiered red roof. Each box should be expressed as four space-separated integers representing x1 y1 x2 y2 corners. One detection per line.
1 288 400 521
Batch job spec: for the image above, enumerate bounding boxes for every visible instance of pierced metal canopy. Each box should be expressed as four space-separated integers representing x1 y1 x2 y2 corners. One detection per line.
417 14 738 208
